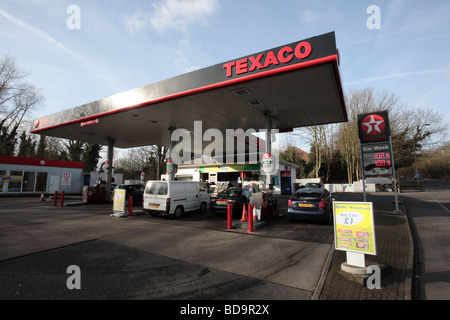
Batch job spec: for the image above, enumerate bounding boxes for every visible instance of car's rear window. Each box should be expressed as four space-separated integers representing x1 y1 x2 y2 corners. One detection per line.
219 189 241 197
145 182 168 195
293 192 322 200
305 183 322 188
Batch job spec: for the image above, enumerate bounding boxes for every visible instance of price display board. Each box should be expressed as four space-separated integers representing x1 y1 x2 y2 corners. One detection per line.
361 142 393 176
333 201 377 255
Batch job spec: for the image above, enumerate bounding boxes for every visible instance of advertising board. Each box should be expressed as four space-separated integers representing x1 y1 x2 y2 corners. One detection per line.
113 189 126 213
333 201 377 255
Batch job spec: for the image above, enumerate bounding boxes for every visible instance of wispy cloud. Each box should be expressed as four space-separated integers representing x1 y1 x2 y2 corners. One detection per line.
124 0 220 34
150 0 219 33
0 8 78 58
123 11 151 33
0 7 123 97
344 68 444 86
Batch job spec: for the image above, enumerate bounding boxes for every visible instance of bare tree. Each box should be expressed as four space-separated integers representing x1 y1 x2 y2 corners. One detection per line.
0 56 43 130
334 88 448 182
279 88 448 183
114 145 169 180
334 88 404 183
0 56 43 157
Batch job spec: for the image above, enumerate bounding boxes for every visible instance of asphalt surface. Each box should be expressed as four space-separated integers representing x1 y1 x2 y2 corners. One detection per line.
2 181 448 306
0 195 329 301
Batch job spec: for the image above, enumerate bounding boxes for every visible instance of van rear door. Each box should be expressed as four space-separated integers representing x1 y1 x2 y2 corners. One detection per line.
144 181 168 212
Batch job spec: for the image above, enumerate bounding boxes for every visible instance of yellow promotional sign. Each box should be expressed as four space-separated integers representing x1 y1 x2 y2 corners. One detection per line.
0 175 23 182
113 189 126 212
333 201 376 255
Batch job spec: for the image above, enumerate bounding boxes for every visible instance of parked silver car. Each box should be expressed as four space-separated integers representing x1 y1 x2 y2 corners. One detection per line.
287 187 335 224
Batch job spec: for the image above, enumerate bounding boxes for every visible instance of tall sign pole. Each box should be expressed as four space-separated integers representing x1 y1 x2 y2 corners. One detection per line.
357 111 400 212
389 136 400 212
359 139 367 202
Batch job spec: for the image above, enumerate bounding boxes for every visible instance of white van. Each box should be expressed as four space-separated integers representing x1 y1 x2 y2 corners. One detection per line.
143 180 210 218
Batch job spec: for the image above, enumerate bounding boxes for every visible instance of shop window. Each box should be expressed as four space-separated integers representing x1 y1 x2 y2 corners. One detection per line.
36 172 48 193
0 170 6 192
23 171 36 192
8 171 23 192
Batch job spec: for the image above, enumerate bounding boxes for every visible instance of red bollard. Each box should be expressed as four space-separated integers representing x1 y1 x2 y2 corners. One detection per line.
227 204 232 230
128 196 133 216
53 191 58 206
248 204 253 233
60 191 65 207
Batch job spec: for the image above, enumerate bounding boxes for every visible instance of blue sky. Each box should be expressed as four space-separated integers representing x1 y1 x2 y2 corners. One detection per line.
1 0 449 149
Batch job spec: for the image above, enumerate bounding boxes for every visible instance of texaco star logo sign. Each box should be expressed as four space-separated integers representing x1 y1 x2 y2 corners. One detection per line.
358 111 390 143
361 114 386 135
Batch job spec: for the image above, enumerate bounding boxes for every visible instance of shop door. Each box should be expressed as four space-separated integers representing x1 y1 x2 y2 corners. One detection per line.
49 175 60 194
280 170 292 195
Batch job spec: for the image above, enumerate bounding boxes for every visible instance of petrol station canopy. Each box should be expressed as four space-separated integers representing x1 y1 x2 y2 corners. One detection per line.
30 32 347 149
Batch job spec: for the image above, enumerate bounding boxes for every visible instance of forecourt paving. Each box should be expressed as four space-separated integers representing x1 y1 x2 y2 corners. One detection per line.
0 198 330 299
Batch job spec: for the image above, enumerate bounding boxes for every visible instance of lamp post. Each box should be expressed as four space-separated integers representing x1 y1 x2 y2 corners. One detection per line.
443 149 448 180
412 136 420 189
412 124 430 189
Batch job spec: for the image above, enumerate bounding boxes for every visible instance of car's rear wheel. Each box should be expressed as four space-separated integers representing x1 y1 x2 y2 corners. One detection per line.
173 206 183 219
199 202 207 214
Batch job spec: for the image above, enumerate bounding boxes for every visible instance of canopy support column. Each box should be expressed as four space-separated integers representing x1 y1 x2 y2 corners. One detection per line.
264 112 274 189
106 137 115 201
168 126 177 181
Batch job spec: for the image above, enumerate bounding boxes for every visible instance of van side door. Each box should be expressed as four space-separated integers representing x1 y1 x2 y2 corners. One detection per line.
198 182 210 207
170 182 186 213
184 182 199 212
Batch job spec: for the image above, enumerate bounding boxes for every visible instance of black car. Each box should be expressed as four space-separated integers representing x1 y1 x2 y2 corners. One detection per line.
210 187 250 217
114 183 145 205
287 187 335 224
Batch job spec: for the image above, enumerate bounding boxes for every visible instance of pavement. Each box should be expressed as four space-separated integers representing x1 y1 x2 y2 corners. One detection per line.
317 196 414 300
0 190 416 301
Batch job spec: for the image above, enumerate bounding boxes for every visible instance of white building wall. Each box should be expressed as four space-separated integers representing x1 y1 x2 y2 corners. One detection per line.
0 163 83 194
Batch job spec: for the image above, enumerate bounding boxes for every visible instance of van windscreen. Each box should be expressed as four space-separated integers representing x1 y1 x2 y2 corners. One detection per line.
145 182 168 195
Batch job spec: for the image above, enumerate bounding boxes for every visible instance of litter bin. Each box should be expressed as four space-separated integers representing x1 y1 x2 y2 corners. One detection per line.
82 186 96 203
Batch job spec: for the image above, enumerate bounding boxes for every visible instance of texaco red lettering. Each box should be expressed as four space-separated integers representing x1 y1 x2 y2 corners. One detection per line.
235 58 248 75
278 46 294 63
223 41 312 78
294 42 312 59
248 54 264 72
263 51 279 68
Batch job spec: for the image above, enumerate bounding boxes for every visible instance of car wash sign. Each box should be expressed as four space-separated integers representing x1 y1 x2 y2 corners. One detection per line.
358 111 393 176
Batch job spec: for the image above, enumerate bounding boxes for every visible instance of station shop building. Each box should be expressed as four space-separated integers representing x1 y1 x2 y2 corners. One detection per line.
175 159 298 195
0 155 83 194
